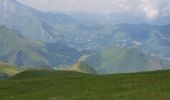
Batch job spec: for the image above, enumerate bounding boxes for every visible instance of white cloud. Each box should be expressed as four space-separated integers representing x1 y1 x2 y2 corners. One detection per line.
110 0 169 20
139 0 159 20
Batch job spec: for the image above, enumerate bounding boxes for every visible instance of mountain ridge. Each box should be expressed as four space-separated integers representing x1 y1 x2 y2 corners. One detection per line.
0 25 81 67
85 46 170 74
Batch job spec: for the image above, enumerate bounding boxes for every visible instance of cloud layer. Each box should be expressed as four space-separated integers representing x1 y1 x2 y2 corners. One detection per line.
17 0 170 20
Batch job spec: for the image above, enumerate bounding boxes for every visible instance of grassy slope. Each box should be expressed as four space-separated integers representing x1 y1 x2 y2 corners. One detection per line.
0 70 170 100
85 46 170 74
58 61 97 74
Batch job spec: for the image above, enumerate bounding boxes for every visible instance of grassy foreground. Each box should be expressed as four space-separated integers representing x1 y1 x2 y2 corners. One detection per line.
0 70 170 100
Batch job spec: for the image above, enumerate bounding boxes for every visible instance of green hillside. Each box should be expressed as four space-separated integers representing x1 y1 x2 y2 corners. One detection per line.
0 62 23 79
0 70 170 100
13 70 91 79
85 46 170 74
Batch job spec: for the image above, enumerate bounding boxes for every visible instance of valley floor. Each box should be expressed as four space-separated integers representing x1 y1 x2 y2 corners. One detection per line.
0 70 170 100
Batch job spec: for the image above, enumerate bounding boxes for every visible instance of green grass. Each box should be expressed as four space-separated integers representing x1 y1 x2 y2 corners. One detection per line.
0 70 170 100
13 70 92 79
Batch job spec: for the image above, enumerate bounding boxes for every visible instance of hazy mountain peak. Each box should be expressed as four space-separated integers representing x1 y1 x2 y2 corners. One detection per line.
0 0 18 14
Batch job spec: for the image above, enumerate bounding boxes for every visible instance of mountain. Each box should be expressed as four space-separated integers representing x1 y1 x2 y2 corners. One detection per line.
0 62 23 79
84 46 170 74
0 25 81 67
57 23 170 58
115 24 170 59
0 0 170 74
0 0 50 41
66 11 109 25
1 0 170 57
107 12 145 24
0 0 77 42
107 12 170 25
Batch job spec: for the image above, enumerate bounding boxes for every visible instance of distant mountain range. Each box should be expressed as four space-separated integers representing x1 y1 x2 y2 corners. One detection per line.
53 23 170 59
0 0 170 74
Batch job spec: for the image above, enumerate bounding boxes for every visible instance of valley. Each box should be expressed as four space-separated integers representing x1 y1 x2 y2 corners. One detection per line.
0 0 170 74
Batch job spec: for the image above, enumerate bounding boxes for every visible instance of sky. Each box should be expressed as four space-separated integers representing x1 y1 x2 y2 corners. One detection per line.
17 0 170 20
